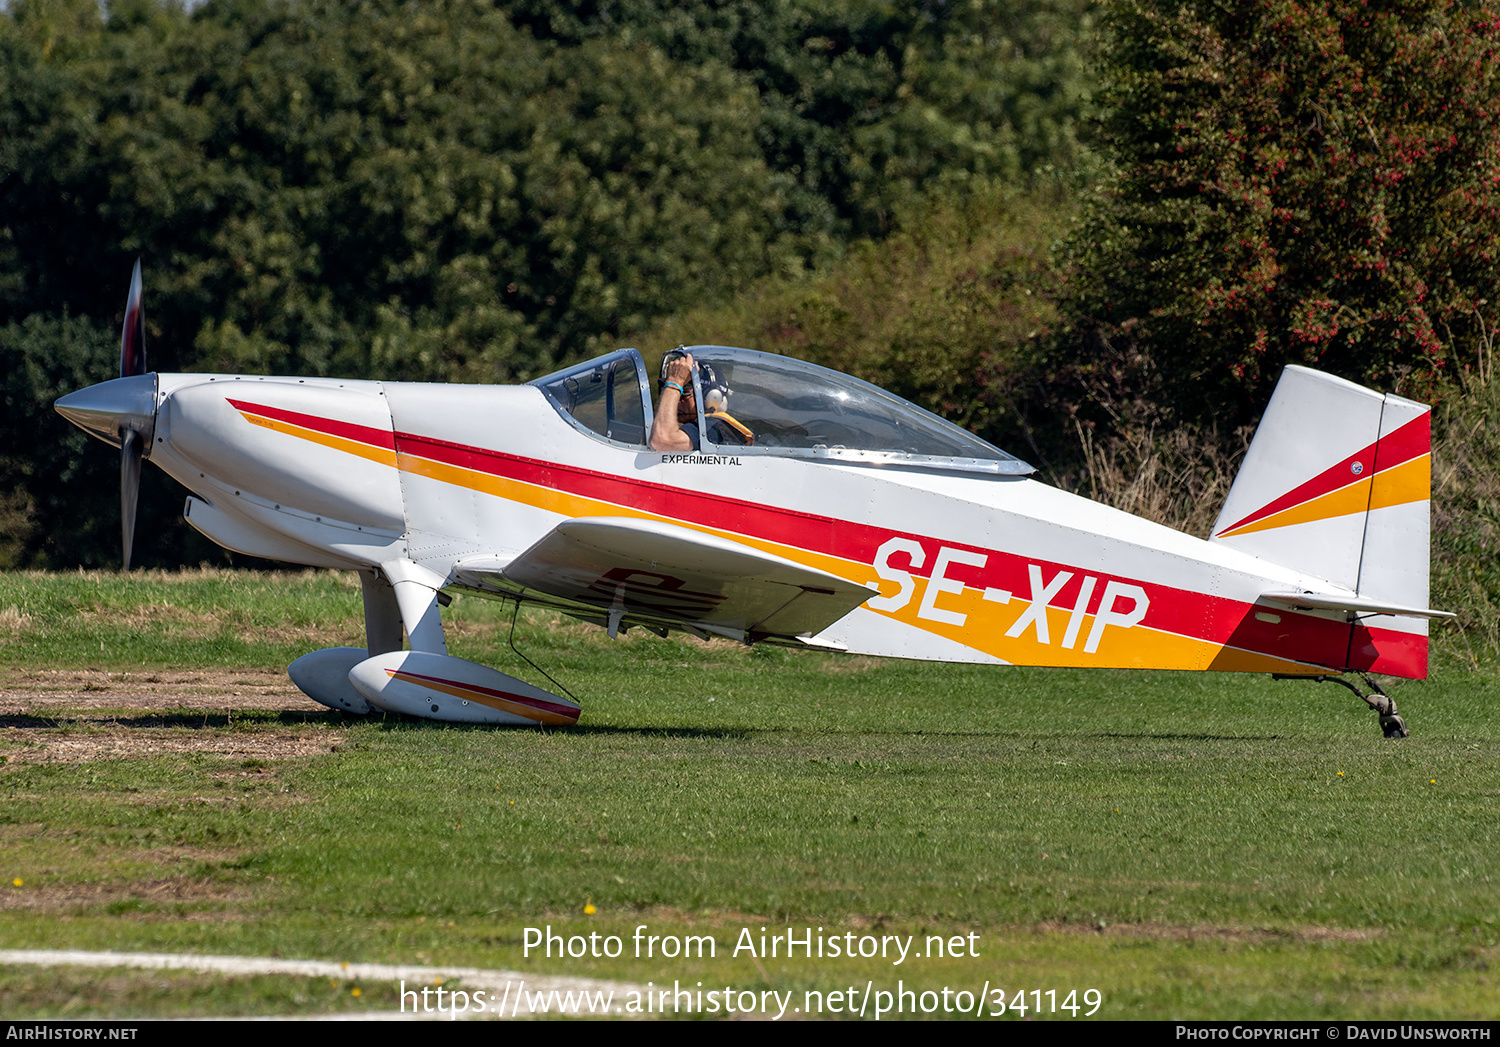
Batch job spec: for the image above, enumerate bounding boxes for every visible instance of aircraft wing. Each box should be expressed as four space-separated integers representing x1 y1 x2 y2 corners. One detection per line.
453 517 877 642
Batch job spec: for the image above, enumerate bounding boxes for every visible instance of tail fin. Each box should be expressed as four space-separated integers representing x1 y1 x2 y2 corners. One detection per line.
1211 366 1436 677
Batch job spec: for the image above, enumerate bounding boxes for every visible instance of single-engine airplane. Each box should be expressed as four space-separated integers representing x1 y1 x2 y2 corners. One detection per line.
56 264 1452 735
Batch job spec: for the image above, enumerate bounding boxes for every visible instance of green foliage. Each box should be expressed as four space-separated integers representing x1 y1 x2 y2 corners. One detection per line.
628 185 1070 455
0 314 224 568
1068 0 1500 424
0 0 799 381
1431 374 1500 666
509 0 1100 240
0 314 114 567
0 0 1099 564
0 0 1097 382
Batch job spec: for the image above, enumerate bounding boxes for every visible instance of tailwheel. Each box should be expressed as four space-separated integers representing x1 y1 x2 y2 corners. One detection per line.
1355 674 1408 738
1378 707 1409 739
1272 672 1409 738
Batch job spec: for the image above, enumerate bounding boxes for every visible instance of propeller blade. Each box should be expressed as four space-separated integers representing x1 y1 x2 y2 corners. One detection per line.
118 259 147 570
120 428 143 571
120 259 146 378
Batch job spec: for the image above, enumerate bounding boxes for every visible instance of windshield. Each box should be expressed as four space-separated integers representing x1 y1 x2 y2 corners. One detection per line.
532 348 652 447
689 346 1032 473
531 345 1033 475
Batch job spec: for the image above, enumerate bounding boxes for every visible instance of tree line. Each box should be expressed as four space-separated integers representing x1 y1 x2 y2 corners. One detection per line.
5 0 1500 579
1 0 1093 566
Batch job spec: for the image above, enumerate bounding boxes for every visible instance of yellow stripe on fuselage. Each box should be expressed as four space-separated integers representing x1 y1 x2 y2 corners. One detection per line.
253 420 1340 675
239 412 399 469
396 450 877 588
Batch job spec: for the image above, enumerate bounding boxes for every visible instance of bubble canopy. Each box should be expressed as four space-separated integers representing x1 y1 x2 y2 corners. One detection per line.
533 345 1034 477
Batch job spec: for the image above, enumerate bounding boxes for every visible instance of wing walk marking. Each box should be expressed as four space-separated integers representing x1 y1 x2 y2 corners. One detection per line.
228 398 1423 671
1215 413 1430 537
385 668 579 725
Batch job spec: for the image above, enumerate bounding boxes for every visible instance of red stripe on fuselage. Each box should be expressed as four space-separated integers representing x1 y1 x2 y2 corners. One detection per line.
237 400 1422 675
395 430 868 561
1349 623 1427 677
228 398 396 450
392 434 1367 666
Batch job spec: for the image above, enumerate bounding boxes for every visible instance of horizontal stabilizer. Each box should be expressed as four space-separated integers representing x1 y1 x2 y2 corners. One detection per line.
476 516 876 640
1259 592 1455 620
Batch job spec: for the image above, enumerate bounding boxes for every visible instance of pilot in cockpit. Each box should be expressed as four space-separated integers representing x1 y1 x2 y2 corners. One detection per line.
648 348 754 452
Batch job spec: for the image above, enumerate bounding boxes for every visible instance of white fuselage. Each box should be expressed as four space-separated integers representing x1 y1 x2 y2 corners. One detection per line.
146 372 1420 678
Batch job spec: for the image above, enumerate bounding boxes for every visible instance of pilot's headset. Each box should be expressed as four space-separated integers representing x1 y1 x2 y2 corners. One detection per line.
697 360 731 414
660 347 731 412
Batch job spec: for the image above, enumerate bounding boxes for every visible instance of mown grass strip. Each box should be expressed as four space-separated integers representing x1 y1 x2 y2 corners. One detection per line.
0 571 1495 1018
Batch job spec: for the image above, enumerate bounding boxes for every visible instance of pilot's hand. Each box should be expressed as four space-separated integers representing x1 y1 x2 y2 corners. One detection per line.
664 352 694 388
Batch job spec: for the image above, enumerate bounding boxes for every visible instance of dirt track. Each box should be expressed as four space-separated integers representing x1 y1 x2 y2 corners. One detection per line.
0 667 344 764
0 667 309 713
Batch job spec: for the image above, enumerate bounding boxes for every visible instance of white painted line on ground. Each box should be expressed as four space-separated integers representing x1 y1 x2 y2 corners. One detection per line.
0 949 644 1020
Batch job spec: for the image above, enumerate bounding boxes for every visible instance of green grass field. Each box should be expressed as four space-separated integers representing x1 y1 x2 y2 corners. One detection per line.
0 571 1495 1019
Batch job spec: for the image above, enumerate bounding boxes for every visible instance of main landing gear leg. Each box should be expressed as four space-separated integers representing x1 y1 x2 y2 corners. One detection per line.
1273 673 1409 738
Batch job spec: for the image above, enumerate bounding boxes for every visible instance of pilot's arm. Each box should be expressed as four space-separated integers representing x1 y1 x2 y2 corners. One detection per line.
649 352 698 452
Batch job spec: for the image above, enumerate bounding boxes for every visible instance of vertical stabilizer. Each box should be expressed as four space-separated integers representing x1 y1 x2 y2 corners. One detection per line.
1211 366 1433 676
